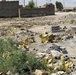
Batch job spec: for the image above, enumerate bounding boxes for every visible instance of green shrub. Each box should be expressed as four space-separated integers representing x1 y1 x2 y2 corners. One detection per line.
0 38 27 74
26 54 47 71
0 38 46 74
73 7 76 12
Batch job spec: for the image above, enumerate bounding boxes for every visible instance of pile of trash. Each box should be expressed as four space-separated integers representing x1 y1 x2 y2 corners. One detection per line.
39 34 62 43
16 35 35 50
35 44 76 75
42 55 75 71
39 33 73 43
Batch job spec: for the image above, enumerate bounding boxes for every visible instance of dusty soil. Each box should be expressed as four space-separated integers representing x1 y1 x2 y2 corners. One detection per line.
0 12 76 74
0 12 76 57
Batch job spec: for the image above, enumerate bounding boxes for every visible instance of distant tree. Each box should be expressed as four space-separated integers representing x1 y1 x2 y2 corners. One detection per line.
28 0 35 8
73 7 76 12
25 5 29 8
55 1 63 11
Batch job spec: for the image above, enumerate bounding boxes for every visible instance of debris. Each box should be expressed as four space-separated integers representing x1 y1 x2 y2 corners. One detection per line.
74 65 76 70
42 54 75 72
35 69 48 75
57 71 65 75
18 36 35 49
39 34 49 43
39 34 57 43
52 44 68 54
63 26 67 30
51 26 64 33
6 71 11 75
60 55 74 71
51 73 56 75
22 66 30 72
0 72 2 75
36 53 47 58
2 51 11 58
50 50 61 59
62 35 73 40
22 66 31 74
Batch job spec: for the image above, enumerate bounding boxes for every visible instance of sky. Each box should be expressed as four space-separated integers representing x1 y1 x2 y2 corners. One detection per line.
19 0 76 7
1 0 76 7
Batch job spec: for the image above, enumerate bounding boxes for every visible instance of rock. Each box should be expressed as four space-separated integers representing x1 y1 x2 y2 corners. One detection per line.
22 66 30 72
51 71 65 75
57 71 65 75
50 50 61 58
36 53 46 58
63 26 67 30
51 44 60 50
74 65 76 69
52 44 68 54
50 73 57 75
15 73 19 75
0 72 2 74
71 71 76 75
6 71 11 75
35 69 48 75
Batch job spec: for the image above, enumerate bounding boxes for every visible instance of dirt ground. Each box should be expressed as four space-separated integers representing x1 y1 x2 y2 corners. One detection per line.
0 12 76 57
0 12 76 74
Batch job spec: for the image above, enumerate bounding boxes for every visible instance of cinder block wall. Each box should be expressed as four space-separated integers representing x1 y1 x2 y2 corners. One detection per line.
0 1 55 17
20 5 55 17
0 1 19 17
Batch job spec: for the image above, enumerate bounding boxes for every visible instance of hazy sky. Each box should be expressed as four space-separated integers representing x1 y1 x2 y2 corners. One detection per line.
19 0 76 7
1 0 76 7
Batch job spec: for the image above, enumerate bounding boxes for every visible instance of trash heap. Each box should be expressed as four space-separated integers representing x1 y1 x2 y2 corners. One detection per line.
36 44 76 75
39 33 73 43
17 35 35 50
42 54 74 72
39 34 61 43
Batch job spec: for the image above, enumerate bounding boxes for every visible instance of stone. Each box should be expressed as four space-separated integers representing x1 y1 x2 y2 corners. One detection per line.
35 69 48 75
74 65 76 69
36 52 46 58
6 71 11 75
50 73 57 75
57 71 65 75
15 73 19 75
0 72 2 74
